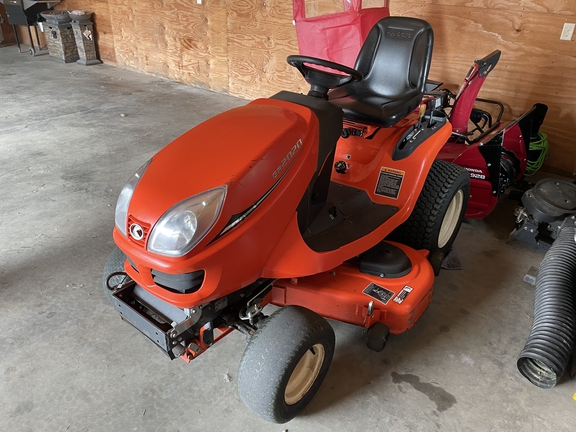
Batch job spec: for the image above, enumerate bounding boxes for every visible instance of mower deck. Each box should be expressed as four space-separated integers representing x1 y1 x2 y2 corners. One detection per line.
269 242 434 334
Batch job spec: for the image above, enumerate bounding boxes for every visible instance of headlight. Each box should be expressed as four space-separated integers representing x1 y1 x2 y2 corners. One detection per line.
115 160 151 236
148 186 226 257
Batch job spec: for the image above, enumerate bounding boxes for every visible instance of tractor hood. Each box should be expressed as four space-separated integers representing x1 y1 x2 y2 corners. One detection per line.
128 100 311 230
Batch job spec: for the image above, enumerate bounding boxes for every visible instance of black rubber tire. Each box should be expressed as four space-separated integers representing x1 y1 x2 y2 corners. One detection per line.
237 306 335 424
366 322 390 352
389 160 469 268
102 246 129 303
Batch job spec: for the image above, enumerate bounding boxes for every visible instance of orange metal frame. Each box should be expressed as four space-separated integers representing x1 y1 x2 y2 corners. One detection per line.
114 96 452 354
181 326 234 362
269 243 434 334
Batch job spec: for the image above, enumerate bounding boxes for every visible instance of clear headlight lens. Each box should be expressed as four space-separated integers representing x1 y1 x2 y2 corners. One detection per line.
148 186 226 257
115 160 151 236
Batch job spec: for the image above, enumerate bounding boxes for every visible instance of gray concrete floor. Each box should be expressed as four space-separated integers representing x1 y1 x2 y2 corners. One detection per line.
1 45 574 432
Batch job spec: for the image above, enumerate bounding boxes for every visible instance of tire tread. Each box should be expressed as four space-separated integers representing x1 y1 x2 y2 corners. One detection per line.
237 306 335 423
389 160 469 252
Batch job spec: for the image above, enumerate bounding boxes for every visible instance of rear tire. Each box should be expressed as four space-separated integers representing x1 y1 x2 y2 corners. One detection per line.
102 246 128 303
389 160 469 272
237 306 335 424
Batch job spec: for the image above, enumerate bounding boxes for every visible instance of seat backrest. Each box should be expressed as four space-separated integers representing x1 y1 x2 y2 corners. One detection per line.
355 17 433 101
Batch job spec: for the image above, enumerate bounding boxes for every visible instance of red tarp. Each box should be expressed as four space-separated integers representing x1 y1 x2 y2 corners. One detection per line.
293 0 390 67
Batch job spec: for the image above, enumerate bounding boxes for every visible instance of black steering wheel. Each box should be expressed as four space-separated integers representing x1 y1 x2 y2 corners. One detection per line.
287 55 363 99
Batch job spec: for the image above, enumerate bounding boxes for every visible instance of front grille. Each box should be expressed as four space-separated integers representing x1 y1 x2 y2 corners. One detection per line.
151 269 205 294
127 215 151 247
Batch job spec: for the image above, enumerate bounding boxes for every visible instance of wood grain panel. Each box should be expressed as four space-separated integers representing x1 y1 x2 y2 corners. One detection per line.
301 0 391 17
389 3 425 17
110 0 228 92
110 2 171 76
304 0 346 18
227 0 306 99
169 0 229 93
10 0 572 175
423 1 576 15
417 4 576 175
298 1 391 19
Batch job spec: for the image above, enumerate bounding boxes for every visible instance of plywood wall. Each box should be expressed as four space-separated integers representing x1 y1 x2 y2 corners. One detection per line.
391 0 576 176
106 0 229 92
6 0 576 175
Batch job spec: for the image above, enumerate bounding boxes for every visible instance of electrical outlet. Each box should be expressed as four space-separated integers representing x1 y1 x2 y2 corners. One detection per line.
561 23 575 40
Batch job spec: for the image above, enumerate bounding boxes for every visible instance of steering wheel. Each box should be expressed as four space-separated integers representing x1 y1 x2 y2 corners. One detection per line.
287 55 363 99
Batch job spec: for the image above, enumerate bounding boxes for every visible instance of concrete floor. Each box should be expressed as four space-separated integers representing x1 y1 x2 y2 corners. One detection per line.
1 45 575 432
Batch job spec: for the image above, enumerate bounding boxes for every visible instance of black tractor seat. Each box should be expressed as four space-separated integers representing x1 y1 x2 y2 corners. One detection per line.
329 17 434 128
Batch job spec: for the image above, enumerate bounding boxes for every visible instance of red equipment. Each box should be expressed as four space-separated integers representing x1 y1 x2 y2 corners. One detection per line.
292 0 390 68
429 50 548 218
104 17 471 424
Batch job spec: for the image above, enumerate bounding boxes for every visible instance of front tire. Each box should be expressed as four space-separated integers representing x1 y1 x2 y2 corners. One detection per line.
389 160 470 273
237 306 335 424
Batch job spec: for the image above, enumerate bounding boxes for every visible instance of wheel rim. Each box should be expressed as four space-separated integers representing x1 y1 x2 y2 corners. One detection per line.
438 189 464 248
284 343 325 405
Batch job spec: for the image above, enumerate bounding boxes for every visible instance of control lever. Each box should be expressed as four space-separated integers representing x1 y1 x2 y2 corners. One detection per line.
405 104 427 141
417 103 426 128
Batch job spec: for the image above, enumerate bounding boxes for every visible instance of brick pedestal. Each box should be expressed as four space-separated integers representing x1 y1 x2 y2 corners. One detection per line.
44 21 79 63
71 20 101 65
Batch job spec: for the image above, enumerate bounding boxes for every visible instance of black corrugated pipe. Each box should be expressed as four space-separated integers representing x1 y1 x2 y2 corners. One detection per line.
517 222 576 388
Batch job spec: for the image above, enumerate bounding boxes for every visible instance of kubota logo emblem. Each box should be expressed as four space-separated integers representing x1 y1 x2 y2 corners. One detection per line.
272 139 303 179
386 28 414 40
130 223 144 240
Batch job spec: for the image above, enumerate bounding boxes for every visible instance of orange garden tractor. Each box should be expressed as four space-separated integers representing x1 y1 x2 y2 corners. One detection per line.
101 16 540 423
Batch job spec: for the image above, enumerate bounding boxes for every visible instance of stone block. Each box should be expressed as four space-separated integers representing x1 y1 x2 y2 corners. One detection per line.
71 21 102 65
44 22 79 63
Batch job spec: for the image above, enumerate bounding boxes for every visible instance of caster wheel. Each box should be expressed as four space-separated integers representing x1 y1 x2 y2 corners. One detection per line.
29 47 35 56
366 322 390 352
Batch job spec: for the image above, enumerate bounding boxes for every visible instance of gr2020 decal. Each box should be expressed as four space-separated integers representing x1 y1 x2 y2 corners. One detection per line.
272 139 303 179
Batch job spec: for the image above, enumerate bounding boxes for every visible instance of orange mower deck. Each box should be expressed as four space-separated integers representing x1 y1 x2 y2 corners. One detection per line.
269 243 434 334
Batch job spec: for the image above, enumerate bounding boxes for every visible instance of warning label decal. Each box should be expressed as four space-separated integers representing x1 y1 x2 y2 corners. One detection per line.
363 283 395 305
375 167 405 199
393 286 413 304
